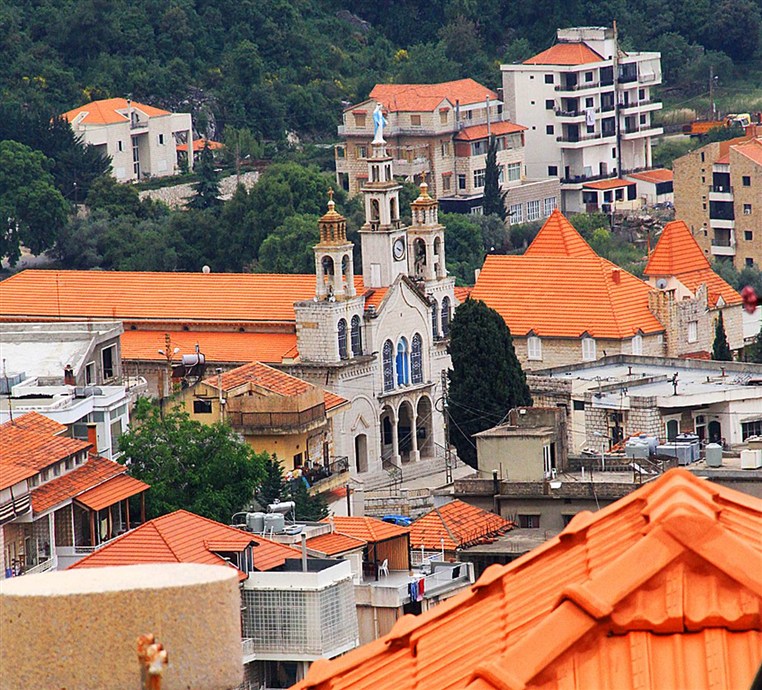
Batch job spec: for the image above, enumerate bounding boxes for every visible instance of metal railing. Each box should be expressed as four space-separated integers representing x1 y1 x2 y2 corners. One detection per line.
710 185 734 194
555 81 600 92
22 556 57 576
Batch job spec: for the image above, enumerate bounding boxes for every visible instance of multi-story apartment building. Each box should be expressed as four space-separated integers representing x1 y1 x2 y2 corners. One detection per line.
336 79 559 216
673 131 762 268
501 26 663 213
62 98 194 182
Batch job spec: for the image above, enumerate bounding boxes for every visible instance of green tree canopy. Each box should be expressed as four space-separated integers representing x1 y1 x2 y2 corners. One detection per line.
118 399 267 524
188 142 221 210
440 212 484 285
447 299 532 469
0 140 69 265
482 136 507 220
257 213 320 274
712 311 733 361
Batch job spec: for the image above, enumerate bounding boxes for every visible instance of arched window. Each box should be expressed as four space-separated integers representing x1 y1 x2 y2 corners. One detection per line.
441 296 451 336
321 256 334 276
382 340 394 391
396 337 410 386
350 315 362 357
431 300 439 339
411 333 423 384
337 319 348 359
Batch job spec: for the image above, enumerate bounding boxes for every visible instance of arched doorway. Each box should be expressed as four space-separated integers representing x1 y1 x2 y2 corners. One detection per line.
380 405 397 465
708 420 722 444
398 401 414 463
416 396 433 458
666 419 678 441
354 434 368 473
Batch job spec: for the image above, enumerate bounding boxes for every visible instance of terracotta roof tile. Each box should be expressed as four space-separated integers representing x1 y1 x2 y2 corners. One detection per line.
454 286 472 302
175 138 224 153
409 500 512 551
0 463 36 491
645 220 742 306
454 121 526 142
370 79 497 112
1 411 66 436
731 137 762 166
321 516 410 543
62 98 171 125
323 390 349 412
250 535 304 572
582 178 634 190
626 168 673 184
523 209 598 259
31 456 126 513
0 421 91 473
203 361 313 395
306 531 367 556
524 42 604 65
295 469 762 690
74 473 149 511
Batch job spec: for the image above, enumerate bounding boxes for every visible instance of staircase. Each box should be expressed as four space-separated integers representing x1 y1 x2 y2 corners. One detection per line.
359 447 461 491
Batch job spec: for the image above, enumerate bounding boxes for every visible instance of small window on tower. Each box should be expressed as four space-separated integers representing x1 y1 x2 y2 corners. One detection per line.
410 114 422 127
353 113 366 127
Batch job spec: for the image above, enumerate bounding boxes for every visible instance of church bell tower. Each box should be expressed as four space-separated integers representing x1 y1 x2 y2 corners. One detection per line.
314 189 356 301
407 181 447 283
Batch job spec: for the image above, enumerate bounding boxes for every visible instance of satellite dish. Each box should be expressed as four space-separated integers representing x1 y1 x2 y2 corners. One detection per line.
202 265 211 274
656 278 668 290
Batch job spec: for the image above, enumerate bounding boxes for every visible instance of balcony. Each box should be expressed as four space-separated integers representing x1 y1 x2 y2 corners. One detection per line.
227 404 327 434
710 218 735 229
711 235 737 256
557 131 616 148
620 125 663 140
561 172 619 186
393 157 429 178
555 81 600 93
241 638 256 664
709 185 734 201
555 107 599 120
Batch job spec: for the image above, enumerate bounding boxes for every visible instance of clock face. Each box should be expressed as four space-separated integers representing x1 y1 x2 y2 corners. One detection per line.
393 237 406 261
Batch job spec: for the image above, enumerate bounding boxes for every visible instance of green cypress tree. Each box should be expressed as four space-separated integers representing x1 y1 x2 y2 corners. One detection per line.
482 136 507 220
712 311 733 361
188 141 221 210
447 299 532 469
255 456 286 508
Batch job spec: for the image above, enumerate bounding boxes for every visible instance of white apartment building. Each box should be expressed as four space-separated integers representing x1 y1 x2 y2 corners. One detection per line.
62 98 193 182
502 27 663 213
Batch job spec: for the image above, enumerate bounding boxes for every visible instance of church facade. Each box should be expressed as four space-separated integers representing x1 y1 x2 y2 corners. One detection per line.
286 139 456 476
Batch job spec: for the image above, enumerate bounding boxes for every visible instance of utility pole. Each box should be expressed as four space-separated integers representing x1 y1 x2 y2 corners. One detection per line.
709 65 716 121
612 20 623 179
441 370 453 484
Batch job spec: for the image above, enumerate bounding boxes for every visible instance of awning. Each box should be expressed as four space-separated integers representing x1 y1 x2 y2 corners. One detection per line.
75 474 149 511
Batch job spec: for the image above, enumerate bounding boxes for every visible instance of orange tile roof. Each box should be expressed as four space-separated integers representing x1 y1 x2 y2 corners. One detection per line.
306 531 367 556
582 178 635 190
523 209 598 259
715 152 730 164
321 516 409 543
295 469 762 690
454 121 527 142
203 361 312 395
409 500 512 552
3 411 66 436
472 254 664 338
0 422 92 473
121 330 297 364
731 137 762 165
175 138 224 153
362 285 388 310
524 42 604 65
645 220 742 307
370 79 497 113
31 456 126 513
62 98 171 125
0 463 36 491
70 509 301 579
323 390 349 412
75 473 149 511
626 168 673 183
454 286 472 302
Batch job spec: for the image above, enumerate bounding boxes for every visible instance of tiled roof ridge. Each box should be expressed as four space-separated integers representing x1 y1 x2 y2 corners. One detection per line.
598 258 628 338
72 519 160 568
432 505 461 546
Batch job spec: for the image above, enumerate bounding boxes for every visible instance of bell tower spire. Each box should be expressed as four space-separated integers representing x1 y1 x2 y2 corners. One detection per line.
408 181 447 282
314 189 355 300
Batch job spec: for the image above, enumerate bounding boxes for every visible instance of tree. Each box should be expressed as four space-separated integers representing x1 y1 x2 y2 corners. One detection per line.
712 311 733 361
448 299 532 469
440 212 484 285
482 136 507 220
0 140 69 265
256 214 320 273
188 142 221 210
255 456 287 508
284 477 328 521
118 399 267 524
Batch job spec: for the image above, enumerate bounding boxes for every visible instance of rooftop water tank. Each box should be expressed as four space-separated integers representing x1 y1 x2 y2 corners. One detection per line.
246 512 265 533
264 513 285 534
625 438 650 460
705 443 722 468
741 449 762 470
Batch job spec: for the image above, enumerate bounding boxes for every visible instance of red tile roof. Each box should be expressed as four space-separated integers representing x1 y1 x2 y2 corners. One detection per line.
0 463 36 491
626 168 673 184
62 98 171 125
306 531 367 556
645 220 742 307
70 509 301 579
121 330 297 364
523 209 598 259
582 178 634 190
454 286 472 302
323 390 349 412
732 137 762 166
31 456 127 513
75 473 149 511
409 500 512 551
454 121 526 142
370 79 497 112
3 411 66 436
203 361 312 395
524 42 604 65
321 516 409 543
175 138 224 153
295 469 762 690
0 421 91 473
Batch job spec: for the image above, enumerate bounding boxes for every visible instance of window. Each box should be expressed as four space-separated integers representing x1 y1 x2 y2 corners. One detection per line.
458 174 466 190
193 399 212 414
471 140 488 155
545 99 554 110
117 140 123 152
441 296 451 336
431 300 439 339
440 141 449 157
337 318 348 359
582 336 597 361
527 336 542 360
631 334 643 355
586 124 595 134
442 175 451 191
85 361 96 385
687 320 698 343
612 148 617 159
101 345 115 380
41 468 50 482
546 125 554 135
543 197 557 216
638 88 645 100
65 457 74 470
470 205 484 215
745 230 753 241
353 112 366 127
157 133 165 145
410 114 422 127
411 333 423 384
639 114 647 125
744 204 752 215
473 168 486 188
742 419 762 440
743 175 751 186
358 145 367 159
396 338 410 386
440 110 448 124
506 162 521 182
527 200 540 221
350 315 362 357
747 257 755 267
548 165 558 176
585 71 594 82
518 514 540 528
585 97 594 108
509 203 523 223
382 340 394 391
544 74 554 84
573 399 585 411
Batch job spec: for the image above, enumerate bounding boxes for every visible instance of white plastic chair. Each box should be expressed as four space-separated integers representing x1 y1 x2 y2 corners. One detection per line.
378 559 389 577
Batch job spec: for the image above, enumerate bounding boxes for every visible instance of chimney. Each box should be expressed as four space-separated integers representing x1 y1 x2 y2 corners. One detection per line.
611 268 621 284
64 365 75 386
86 423 98 455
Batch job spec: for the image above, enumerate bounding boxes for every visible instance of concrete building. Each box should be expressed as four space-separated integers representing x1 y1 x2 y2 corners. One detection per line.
673 130 762 268
501 26 663 213
62 98 194 182
624 167 674 206
336 79 559 216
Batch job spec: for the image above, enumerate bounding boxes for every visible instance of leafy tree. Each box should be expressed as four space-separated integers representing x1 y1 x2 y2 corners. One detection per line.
448 299 532 469
257 214 320 274
702 0 760 61
0 140 69 265
745 324 762 363
118 399 267 524
440 212 484 285
284 477 328 521
482 136 507 220
712 311 733 361
188 142 221 210
508 220 543 252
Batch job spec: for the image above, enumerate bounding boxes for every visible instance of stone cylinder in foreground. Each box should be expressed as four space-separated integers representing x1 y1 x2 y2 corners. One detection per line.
0 563 243 690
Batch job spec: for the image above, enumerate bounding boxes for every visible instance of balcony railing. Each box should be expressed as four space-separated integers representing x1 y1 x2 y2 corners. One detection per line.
227 404 327 432
561 172 618 185
711 236 735 247
710 185 734 194
555 81 600 92
555 107 599 118
557 131 615 143
241 638 256 663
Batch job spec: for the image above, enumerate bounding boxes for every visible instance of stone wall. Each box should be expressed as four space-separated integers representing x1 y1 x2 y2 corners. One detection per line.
138 171 260 209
